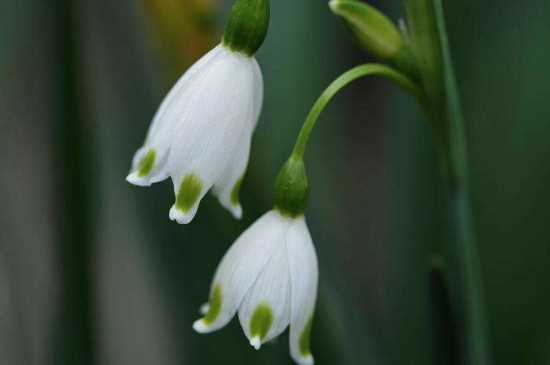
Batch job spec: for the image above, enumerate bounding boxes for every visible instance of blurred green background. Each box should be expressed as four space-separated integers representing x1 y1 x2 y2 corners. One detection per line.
1 0 549 364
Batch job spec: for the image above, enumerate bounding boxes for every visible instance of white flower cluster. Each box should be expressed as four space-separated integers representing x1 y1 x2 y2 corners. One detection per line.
127 3 319 363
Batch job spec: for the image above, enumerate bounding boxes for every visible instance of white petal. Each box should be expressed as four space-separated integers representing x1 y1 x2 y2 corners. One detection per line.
127 45 223 186
168 173 210 225
250 58 264 130
238 240 291 348
166 50 256 181
211 130 252 219
166 50 258 221
287 218 319 365
126 150 168 187
211 56 263 219
147 45 224 142
193 211 286 333
199 303 210 315
250 336 262 350
126 146 158 186
168 191 207 224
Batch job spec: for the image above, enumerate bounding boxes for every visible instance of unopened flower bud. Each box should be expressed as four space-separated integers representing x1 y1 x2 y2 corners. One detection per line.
330 0 405 60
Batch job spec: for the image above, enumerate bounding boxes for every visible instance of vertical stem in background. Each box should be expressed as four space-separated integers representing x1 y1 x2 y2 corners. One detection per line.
433 0 491 364
446 183 489 365
407 0 491 363
442 53 491 365
53 1 96 364
429 257 459 365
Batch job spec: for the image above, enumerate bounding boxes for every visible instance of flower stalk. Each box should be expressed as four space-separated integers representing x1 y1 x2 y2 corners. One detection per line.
437 14 492 365
406 0 492 363
319 1 491 363
290 63 423 161
273 63 422 222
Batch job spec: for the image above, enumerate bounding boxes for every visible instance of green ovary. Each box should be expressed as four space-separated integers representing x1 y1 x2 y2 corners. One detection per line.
299 316 314 356
175 174 203 212
203 285 222 325
250 303 273 340
137 149 156 177
230 176 244 206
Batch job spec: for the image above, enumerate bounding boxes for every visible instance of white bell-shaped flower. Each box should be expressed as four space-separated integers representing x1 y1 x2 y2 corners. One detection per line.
126 44 263 223
193 210 319 365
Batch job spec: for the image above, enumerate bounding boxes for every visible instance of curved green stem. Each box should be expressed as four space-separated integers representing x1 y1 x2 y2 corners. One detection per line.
291 63 424 159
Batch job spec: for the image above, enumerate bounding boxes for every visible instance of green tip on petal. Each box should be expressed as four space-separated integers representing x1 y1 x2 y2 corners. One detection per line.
137 149 156 177
230 176 244 207
299 316 314 356
250 303 273 341
175 174 203 213
203 285 223 325
223 0 270 56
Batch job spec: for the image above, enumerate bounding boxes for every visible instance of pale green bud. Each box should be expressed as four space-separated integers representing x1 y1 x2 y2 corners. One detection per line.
223 0 270 56
330 0 405 60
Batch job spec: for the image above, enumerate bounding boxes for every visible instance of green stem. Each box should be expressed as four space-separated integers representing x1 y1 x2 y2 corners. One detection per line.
447 185 489 365
291 63 423 159
433 0 491 363
405 0 490 361
429 256 459 365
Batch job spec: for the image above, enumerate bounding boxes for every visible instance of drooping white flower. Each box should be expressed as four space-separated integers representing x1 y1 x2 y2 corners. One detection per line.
193 210 319 365
126 44 263 223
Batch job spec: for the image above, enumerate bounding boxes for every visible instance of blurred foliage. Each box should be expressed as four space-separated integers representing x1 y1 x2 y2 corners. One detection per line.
387 1 550 365
447 1 550 363
144 0 217 78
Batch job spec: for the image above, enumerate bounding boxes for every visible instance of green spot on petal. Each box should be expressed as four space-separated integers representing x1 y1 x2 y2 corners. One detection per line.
203 285 222 325
230 176 244 206
138 149 156 177
299 316 314 356
250 303 273 340
175 174 203 213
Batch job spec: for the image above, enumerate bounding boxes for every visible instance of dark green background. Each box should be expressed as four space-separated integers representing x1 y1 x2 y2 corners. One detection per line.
1 0 548 364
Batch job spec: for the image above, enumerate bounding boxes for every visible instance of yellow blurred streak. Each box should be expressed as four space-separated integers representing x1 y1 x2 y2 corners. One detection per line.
144 0 218 79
